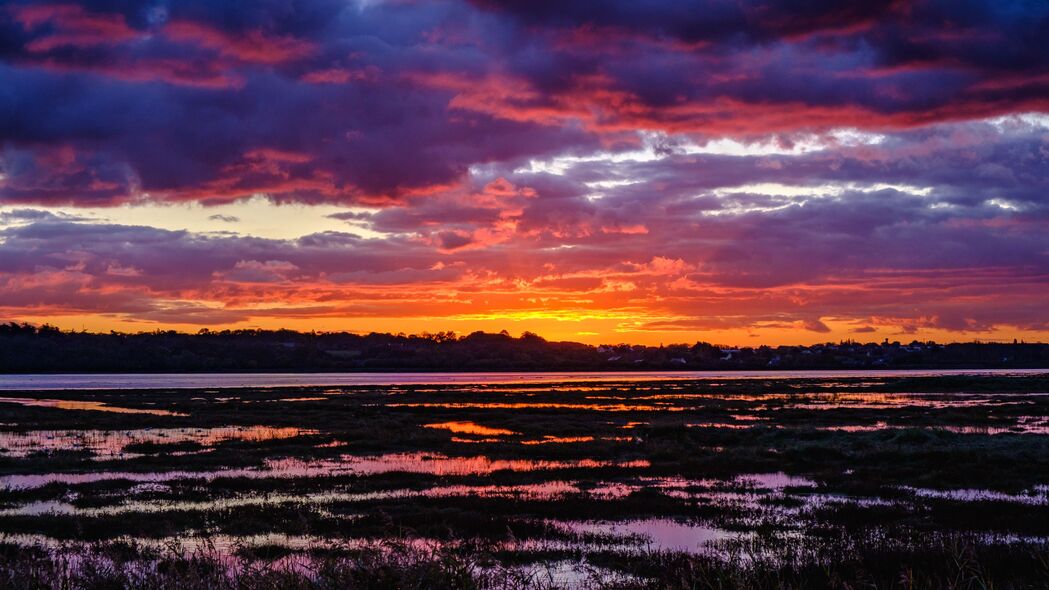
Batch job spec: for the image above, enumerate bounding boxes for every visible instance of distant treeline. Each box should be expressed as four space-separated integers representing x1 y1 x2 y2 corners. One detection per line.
1 323 1047 373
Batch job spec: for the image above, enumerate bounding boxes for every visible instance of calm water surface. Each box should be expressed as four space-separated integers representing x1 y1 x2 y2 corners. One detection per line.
1 368 1045 390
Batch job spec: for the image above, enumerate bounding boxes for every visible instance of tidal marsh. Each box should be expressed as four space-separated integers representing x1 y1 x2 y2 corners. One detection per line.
1 372 1048 588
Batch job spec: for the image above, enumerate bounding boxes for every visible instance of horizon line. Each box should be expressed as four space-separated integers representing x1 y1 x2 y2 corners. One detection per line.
4 322 1043 349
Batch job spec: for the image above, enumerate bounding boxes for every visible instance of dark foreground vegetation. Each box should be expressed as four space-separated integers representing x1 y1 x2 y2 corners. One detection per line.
2 537 1047 590
2 322 1047 372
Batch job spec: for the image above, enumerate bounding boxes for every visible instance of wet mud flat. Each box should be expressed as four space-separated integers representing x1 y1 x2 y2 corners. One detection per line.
1 373 1049 588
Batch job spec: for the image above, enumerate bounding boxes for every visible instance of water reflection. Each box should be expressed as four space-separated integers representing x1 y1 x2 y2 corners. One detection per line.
2 372 1048 577
620 422 648 429
686 422 755 430
734 472 817 489
323 453 650 477
786 392 1035 410
0 426 318 459
389 402 684 412
0 397 184 416
818 418 1049 435
559 519 733 553
521 436 633 445
424 421 517 436
902 485 1049 505
0 452 650 490
522 436 595 445
0 481 582 517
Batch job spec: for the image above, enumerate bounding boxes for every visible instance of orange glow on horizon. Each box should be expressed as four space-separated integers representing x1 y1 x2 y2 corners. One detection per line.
11 311 1049 348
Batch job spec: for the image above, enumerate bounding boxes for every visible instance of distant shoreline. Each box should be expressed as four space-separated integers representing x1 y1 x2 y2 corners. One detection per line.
3 368 1048 391
3 325 1047 373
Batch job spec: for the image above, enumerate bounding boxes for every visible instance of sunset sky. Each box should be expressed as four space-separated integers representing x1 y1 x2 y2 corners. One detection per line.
1 0 1047 345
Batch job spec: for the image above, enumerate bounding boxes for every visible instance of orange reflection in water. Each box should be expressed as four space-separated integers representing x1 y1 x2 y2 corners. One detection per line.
0 453 652 490
521 436 634 445
244 397 328 404
522 436 595 445
450 437 505 444
424 481 579 500
686 423 754 430
786 393 1027 410
0 397 185 416
424 421 518 436
0 426 318 459
389 402 683 412
620 422 648 429
331 453 650 476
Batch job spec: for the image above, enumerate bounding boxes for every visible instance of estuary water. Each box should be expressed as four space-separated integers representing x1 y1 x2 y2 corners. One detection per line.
0 368 1045 391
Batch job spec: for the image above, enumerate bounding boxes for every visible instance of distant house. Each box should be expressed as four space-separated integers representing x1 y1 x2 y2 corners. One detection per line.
721 348 741 360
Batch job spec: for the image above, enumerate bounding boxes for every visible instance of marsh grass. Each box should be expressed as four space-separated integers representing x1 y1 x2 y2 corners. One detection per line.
1 536 1048 589
0 538 556 590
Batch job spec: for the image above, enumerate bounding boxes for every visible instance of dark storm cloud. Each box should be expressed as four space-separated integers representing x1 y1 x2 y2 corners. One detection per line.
0 0 1046 206
470 0 900 43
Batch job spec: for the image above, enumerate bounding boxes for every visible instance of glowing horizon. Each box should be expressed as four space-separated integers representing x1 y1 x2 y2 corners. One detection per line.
1 1 1047 346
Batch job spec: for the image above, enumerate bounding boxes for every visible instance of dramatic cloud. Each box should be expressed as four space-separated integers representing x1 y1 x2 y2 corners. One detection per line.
0 0 1046 343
